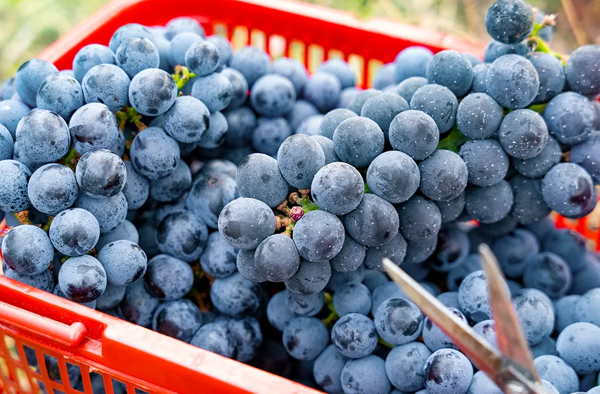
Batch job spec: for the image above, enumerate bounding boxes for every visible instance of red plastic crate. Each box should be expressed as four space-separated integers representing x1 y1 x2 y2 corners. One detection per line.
0 0 592 393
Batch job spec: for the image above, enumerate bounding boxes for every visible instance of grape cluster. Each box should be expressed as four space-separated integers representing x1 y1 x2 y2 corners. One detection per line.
1 0 600 393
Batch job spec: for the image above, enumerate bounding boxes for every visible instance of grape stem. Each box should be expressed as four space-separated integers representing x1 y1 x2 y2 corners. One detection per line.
321 292 339 328
59 146 81 171
116 106 147 132
172 65 197 93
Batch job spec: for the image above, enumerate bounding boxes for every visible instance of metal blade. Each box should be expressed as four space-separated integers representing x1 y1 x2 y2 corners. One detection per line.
478 244 539 382
382 258 503 378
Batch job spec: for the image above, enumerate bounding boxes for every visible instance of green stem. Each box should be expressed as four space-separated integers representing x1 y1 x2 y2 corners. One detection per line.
60 147 81 171
378 337 394 349
437 126 468 153
172 65 197 92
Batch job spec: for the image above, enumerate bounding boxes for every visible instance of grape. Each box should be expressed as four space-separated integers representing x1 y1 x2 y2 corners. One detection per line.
491 228 539 278
69 103 119 154
446 253 482 292
95 283 126 309
458 270 492 323
217 315 263 362
460 139 509 187
0 77 17 100
394 46 433 82
152 299 202 343
54 285 96 308
156 210 207 262
0 99 30 138
556 322 600 375
152 29 171 72
360 92 408 136
285 100 318 132
514 288 554 345
435 192 465 223
191 73 233 113
456 93 503 140
236 153 288 208
397 196 441 242
424 349 473 394
374 297 424 345
116 38 159 79
363 270 389 292
200 159 237 179
237 249 267 283
371 281 406 315
220 68 248 110
512 138 561 180
331 313 377 358
318 109 356 140
410 84 458 133
73 192 128 233
130 127 180 179
317 59 355 89
76 150 126 198
16 109 70 163
554 295 580 333
344 193 399 247
330 235 366 273
426 50 473 97
0 160 30 212
523 252 571 298
254 234 300 282
544 92 596 146
418 150 468 202
337 87 361 109
296 114 323 136
58 255 107 302
267 290 297 331
109 23 154 53
137 222 160 259
526 52 566 104
217 197 274 251
286 291 324 317
144 254 193 300
14 59 59 106
471 320 498 349
3 267 54 292
566 252 600 295
0 125 13 161
303 72 342 113
27 163 78 215
534 355 578 394
430 226 470 272
486 55 539 109
437 292 460 309
35 74 83 120
423 308 468 352
389 110 439 160
396 76 428 102
485 0 534 44
197 111 227 149
364 233 407 271
128 68 177 116
499 109 549 159
466 371 501 394
121 161 149 210
470 63 490 93
333 282 372 316
250 117 292 156
313 345 348 393
210 271 262 316
348 89 381 114
385 342 431 392
272 57 307 94
250 74 296 117
97 240 147 286
149 160 191 202
525 215 555 240
277 134 325 189
293 210 345 262
285 259 331 295
230 46 270 86
282 317 328 361
310 162 363 215
190 322 235 358
162 96 210 144
167 32 203 68
569 131 600 186
327 265 366 292
542 163 595 218
333 117 384 168
312 135 338 165
223 106 256 147
373 63 396 90
509 175 551 225
198 232 236 278
465 180 514 224
49 208 99 256
189 171 239 229
531 334 558 358
2 225 53 275
183 41 219 77
164 17 205 40
405 237 438 264
341 355 391 394
575 288 600 327
565 45 600 96
81 64 130 113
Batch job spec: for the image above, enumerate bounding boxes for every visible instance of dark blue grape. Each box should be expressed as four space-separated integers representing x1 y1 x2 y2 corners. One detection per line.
190 321 235 358
528 52 566 104
236 249 266 282
430 226 470 272
184 41 219 76
152 299 201 342
458 270 492 323
575 288 600 327
167 32 203 68
485 0 534 44
200 231 237 278
424 349 473 394
333 282 371 316
28 163 78 215
410 84 458 133
116 38 159 79
514 288 554 345
254 234 300 282
343 193 399 247
130 126 180 180
16 109 70 163
217 197 274 250
327 264 366 292
36 74 83 119
81 64 130 113
251 117 292 156
282 317 328 361
371 281 406 316
121 161 149 210
15 59 58 106
210 271 262 316
333 116 384 168
250 74 296 117
69 103 119 154
109 23 154 53
437 292 460 309
467 371 501 394
317 59 356 89
197 111 227 149
49 208 99 257
2 225 53 275
331 313 377 358
465 180 514 224
484 40 531 63
331 235 366 273
456 93 502 139
423 308 468 352
499 109 549 159
230 46 270 86
272 57 307 94
470 63 490 93
0 125 13 160
486 55 539 109
58 255 107 302
543 92 595 146
54 284 96 308
389 110 439 160
395 46 433 82
293 210 345 262
136 222 160 258
304 72 342 113
509 176 549 226
152 29 171 71
74 192 127 233
312 135 339 165
156 210 207 262
555 294 580 333
375 297 423 345
373 63 396 89
190 171 239 229
3 267 54 292
364 233 407 272
397 196 441 242
523 252 572 299
149 160 192 202
0 160 31 213
285 259 331 295
267 290 297 331
129 68 177 116
144 254 193 300
313 345 348 393
236 153 288 208
571 131 600 184
95 283 126 310
191 72 233 113
98 240 147 286
435 192 465 223
311 162 363 215
164 17 205 40
512 138 561 180
362 270 388 293
347 89 380 114
162 95 209 143
320 109 358 140
534 355 578 394
286 99 319 131
565 45 600 96
492 229 539 278
556 322 600 375
0 99 30 138
277 134 325 189
217 315 263 362
220 67 248 110
341 355 391 394
76 149 126 198
361 92 408 136
395 76 428 103
296 114 323 136
419 150 468 202
426 50 473 97
460 139 509 187
386 342 431 392
542 163 595 218
286 291 324 317
0 77 17 100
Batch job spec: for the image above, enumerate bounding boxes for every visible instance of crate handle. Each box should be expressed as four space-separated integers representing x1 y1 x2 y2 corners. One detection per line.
0 301 88 347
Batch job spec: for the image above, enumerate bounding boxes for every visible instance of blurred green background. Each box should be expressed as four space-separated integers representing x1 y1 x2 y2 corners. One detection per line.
0 0 599 80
